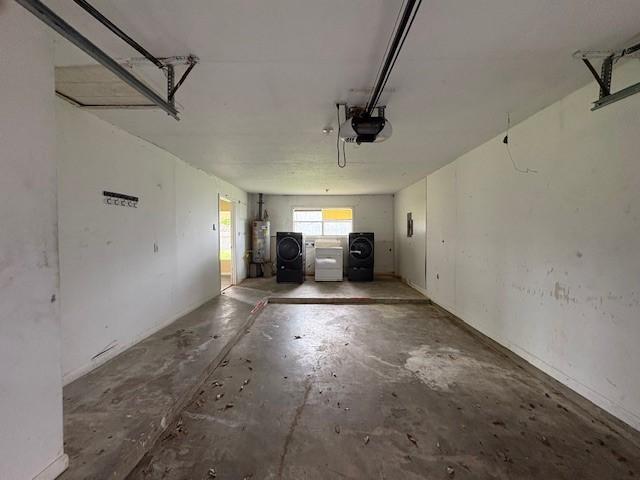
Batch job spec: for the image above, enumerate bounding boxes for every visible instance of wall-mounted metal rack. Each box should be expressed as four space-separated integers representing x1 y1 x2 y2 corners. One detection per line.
574 40 640 111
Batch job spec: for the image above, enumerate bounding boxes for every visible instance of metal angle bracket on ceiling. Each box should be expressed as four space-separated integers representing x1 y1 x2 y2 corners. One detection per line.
15 0 199 120
574 40 640 111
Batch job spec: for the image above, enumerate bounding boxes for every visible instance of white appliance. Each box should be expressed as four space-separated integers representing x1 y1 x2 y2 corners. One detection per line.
314 238 343 282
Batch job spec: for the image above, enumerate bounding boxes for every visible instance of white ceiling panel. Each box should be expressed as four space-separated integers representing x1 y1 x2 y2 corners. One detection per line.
47 0 640 194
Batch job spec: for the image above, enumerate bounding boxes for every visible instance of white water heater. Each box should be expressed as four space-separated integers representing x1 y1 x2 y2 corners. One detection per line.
252 220 270 263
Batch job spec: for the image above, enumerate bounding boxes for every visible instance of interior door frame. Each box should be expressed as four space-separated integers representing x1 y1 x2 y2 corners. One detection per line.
218 195 236 289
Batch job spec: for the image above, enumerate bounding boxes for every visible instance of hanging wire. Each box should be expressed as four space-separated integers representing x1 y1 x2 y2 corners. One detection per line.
337 104 346 168
504 113 538 174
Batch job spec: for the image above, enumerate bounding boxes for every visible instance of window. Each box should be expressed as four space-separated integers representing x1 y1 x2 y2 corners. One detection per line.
293 208 353 236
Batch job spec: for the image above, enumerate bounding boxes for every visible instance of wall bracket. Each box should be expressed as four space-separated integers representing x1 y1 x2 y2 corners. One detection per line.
574 40 640 111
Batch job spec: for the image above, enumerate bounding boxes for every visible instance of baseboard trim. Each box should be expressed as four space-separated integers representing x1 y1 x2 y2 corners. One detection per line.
33 453 68 480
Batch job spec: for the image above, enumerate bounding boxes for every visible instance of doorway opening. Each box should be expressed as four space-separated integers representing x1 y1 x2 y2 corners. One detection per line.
219 197 234 292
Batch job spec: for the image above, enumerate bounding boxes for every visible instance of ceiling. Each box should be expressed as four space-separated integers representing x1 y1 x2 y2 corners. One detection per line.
55 65 152 105
49 0 640 194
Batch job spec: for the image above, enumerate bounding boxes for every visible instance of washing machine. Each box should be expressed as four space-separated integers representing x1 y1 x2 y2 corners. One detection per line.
276 232 305 283
347 232 374 281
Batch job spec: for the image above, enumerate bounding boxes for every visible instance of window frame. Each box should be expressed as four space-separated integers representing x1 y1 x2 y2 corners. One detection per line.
292 207 354 236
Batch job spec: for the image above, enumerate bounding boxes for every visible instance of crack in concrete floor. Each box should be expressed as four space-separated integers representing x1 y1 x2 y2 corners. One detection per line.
278 380 313 479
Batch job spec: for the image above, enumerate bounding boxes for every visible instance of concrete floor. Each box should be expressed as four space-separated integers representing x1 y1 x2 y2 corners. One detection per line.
221 274 232 292
125 281 640 479
60 294 259 480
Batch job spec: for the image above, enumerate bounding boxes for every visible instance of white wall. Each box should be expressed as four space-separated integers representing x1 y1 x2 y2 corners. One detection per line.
57 100 248 384
393 179 427 293
0 4 68 479
250 194 394 274
422 60 640 430
425 166 457 310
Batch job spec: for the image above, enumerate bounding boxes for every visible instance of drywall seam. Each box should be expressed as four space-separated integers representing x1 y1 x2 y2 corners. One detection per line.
453 165 457 309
